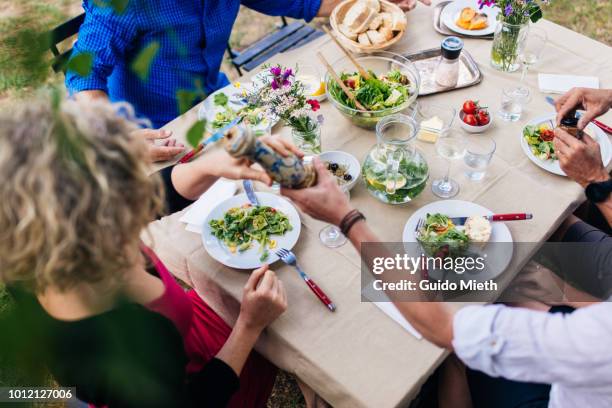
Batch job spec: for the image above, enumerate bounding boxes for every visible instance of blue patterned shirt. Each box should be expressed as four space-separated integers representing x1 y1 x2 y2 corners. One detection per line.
66 0 321 128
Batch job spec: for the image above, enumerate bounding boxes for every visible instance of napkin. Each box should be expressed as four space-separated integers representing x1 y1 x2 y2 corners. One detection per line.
179 179 237 234
538 74 599 94
372 302 423 340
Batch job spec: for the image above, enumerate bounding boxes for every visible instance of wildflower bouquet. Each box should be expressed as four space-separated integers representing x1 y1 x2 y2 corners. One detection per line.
249 65 323 153
480 0 549 72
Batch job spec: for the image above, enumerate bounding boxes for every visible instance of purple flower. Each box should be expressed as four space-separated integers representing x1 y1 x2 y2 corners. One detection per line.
282 68 294 79
271 80 279 90
478 0 495 8
281 79 291 87
270 66 282 77
504 4 513 16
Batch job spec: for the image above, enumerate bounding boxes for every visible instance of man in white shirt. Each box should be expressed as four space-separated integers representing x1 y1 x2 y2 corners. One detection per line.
281 158 612 407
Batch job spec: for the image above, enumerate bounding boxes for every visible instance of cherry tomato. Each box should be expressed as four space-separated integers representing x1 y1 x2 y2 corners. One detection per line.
476 109 490 126
463 100 478 115
463 114 478 126
540 129 555 141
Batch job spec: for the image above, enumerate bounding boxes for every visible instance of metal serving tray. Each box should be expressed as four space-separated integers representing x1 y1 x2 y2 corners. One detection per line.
404 48 483 96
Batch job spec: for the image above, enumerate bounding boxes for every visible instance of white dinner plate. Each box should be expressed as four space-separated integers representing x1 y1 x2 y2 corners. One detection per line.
440 0 499 37
202 192 301 270
402 200 513 282
197 82 276 135
520 113 612 176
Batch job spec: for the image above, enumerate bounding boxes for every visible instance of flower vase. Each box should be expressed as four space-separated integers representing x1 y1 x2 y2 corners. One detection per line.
291 117 322 155
490 21 529 72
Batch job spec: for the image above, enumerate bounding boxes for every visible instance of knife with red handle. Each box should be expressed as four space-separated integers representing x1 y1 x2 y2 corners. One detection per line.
450 213 533 225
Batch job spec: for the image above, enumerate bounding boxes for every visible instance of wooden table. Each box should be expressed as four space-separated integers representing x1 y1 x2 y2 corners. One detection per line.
146 4 612 407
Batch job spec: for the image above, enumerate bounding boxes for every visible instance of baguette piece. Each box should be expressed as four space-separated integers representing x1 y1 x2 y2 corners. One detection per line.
363 0 381 12
357 32 372 46
368 14 384 30
378 25 394 41
390 12 407 31
366 29 387 45
343 1 377 33
339 23 359 41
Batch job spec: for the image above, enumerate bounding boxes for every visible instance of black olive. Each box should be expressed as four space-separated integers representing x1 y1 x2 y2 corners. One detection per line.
343 174 352 181
330 163 339 171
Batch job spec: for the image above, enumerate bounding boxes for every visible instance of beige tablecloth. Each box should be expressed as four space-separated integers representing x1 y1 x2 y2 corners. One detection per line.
144 4 612 407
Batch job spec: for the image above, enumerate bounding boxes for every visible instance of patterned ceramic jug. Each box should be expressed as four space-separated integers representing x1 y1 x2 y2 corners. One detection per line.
224 126 317 189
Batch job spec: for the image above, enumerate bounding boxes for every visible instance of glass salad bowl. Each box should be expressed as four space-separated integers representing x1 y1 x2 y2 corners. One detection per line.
325 51 421 130
362 114 429 204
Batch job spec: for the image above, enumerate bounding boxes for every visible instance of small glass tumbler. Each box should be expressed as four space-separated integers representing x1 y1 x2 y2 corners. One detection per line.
499 86 531 122
463 136 496 181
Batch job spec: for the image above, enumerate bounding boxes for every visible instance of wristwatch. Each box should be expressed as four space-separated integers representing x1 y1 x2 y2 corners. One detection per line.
585 178 612 203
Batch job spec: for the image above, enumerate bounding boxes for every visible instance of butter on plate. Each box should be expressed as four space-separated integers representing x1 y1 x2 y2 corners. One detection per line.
417 116 444 143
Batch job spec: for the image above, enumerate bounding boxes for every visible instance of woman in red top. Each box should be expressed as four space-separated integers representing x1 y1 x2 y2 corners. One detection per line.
0 98 301 407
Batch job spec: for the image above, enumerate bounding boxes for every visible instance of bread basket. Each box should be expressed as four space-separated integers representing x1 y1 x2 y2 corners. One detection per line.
330 0 407 53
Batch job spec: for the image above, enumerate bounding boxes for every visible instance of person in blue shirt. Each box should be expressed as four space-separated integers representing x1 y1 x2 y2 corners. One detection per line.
66 0 429 160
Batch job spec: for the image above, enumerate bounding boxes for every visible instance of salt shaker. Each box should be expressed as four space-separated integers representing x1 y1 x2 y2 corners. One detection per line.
435 36 464 88
224 126 317 189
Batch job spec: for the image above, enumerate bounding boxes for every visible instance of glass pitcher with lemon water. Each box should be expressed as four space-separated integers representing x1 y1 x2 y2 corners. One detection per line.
362 114 429 204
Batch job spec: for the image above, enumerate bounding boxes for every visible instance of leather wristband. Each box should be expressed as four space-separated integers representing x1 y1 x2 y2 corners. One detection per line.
339 209 366 236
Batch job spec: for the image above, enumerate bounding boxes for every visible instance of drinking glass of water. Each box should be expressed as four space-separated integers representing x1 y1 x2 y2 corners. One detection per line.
432 130 466 198
499 86 531 122
519 28 547 83
464 136 496 181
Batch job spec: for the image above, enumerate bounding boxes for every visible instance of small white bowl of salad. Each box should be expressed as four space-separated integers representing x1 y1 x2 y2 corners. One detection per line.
318 150 361 192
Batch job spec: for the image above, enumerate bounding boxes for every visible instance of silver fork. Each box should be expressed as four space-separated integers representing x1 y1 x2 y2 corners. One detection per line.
414 218 425 234
276 248 336 312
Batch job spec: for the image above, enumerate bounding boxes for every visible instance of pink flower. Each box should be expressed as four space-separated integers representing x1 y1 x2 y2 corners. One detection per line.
307 99 320 112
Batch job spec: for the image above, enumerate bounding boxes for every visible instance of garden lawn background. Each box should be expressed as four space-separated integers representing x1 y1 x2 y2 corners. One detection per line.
0 0 610 406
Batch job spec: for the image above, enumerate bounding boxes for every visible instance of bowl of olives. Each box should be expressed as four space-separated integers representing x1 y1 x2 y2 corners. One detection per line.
318 150 361 192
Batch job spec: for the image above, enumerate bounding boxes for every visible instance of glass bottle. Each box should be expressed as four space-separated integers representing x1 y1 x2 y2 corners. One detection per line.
435 36 464 88
224 125 317 188
559 111 584 140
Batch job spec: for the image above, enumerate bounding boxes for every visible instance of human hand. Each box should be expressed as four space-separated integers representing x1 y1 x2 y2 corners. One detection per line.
202 135 303 185
281 157 353 226
553 127 609 187
133 128 185 162
555 88 612 130
389 0 432 11
238 265 287 332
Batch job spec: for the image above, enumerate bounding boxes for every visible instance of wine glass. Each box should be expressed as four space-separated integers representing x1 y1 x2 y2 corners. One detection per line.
519 28 547 83
432 130 466 199
319 186 350 248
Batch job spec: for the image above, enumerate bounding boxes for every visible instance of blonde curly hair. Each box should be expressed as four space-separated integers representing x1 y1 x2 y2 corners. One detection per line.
0 98 164 293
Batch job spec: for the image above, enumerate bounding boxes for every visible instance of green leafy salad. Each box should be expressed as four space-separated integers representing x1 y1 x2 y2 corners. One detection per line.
416 213 469 257
523 123 556 161
211 92 267 130
329 69 411 111
209 205 292 261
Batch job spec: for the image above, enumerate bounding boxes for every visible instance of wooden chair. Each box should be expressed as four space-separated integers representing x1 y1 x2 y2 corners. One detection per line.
227 16 324 75
49 13 85 73
48 14 323 76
